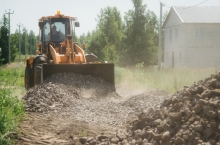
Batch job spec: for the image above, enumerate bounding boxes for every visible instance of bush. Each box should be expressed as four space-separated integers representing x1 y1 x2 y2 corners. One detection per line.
0 63 25 144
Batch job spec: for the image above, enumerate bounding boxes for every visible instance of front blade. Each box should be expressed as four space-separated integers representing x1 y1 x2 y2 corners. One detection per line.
41 63 115 90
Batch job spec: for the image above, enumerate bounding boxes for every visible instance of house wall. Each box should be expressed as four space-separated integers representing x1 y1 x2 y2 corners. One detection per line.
164 15 220 68
164 9 182 28
182 23 220 68
163 9 184 68
164 24 186 68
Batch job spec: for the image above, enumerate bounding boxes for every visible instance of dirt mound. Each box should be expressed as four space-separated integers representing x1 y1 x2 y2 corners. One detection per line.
20 72 171 145
23 73 118 112
127 71 220 145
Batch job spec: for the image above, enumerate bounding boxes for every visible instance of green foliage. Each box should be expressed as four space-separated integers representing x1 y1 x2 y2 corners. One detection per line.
10 33 19 62
28 30 37 55
0 14 9 64
86 7 124 63
120 0 158 67
0 64 25 144
79 130 88 137
102 44 119 63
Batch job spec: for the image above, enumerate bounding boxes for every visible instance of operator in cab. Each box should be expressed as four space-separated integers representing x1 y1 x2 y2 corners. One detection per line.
51 25 61 40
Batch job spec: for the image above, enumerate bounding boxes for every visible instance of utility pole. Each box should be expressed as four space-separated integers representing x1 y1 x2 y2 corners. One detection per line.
30 36 32 55
158 2 163 70
23 28 27 61
6 9 14 63
17 23 22 62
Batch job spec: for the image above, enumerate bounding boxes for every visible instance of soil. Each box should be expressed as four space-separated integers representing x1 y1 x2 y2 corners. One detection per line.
17 113 115 145
16 75 170 145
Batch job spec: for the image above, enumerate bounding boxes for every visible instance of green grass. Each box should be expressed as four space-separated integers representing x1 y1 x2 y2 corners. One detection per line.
115 66 217 94
0 63 25 145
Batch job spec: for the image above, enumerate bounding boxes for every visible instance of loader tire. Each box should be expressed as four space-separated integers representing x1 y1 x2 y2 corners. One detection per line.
34 65 42 85
25 66 34 89
33 55 47 86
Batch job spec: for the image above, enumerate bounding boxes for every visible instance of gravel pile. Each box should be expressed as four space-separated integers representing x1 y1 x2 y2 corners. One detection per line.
125 71 220 145
23 73 117 112
23 73 169 129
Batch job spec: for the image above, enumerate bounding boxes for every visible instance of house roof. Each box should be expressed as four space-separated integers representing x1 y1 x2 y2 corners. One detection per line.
163 6 220 28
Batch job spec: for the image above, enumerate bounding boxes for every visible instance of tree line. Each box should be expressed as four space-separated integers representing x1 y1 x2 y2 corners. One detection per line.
0 15 37 64
0 0 164 67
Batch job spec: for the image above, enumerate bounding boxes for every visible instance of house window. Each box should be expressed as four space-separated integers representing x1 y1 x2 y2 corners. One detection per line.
175 28 178 41
195 27 204 39
170 29 172 42
166 52 168 59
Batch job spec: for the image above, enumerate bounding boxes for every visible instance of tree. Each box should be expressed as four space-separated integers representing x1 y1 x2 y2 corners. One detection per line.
21 28 29 56
10 32 19 61
0 14 9 64
86 7 124 63
28 30 36 55
120 0 158 66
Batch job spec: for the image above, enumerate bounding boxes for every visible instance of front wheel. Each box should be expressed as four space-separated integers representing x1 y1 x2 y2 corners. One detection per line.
25 66 34 89
34 65 42 86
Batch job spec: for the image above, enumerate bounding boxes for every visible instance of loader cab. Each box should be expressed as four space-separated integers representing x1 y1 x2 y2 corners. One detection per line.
38 14 79 55
41 18 71 49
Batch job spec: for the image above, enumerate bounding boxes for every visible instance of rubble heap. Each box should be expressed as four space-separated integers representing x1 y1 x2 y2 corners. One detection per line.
23 73 118 112
127 71 220 145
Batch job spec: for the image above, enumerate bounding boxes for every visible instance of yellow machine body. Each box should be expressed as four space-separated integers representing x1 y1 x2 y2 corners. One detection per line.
24 11 115 90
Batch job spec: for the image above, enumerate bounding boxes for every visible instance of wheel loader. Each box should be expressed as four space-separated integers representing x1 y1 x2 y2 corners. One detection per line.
24 11 114 90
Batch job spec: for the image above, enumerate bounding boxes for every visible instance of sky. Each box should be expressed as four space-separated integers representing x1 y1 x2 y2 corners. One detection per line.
0 0 219 36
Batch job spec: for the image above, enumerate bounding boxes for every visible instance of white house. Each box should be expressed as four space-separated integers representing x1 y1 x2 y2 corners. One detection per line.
163 6 220 68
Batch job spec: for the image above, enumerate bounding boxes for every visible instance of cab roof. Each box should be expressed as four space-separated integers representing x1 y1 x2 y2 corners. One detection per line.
38 11 77 21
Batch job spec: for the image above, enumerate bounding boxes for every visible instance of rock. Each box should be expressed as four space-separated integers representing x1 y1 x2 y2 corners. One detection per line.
79 137 87 144
173 102 183 110
218 110 220 120
116 133 127 141
198 99 208 105
207 111 217 118
193 104 202 114
182 134 188 140
153 119 161 126
171 96 180 104
152 133 161 142
174 137 183 144
133 129 142 138
202 142 211 145
202 106 214 116
110 137 119 144
194 124 204 132
97 135 108 142
161 131 170 142
169 112 182 122
203 128 213 138
201 90 212 99
212 89 220 95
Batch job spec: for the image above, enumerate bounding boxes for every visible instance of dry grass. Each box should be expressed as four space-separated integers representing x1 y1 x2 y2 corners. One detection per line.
115 66 217 94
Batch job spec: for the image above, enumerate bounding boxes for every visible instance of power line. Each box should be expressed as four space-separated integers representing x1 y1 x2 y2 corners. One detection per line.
0 0 21 25
17 23 23 62
194 0 208 6
159 0 209 10
184 0 208 9
1 0 7 9
0 2 6 10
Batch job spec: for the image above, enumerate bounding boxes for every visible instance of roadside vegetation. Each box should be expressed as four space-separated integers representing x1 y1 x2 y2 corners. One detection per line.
115 65 218 93
0 63 25 145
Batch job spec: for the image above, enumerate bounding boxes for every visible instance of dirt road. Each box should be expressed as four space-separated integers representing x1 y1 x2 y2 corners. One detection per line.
16 77 169 145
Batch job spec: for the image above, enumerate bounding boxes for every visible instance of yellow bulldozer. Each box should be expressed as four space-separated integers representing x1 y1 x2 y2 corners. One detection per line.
24 11 114 90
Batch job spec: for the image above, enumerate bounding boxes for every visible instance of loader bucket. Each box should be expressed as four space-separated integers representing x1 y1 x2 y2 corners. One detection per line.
40 63 115 90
